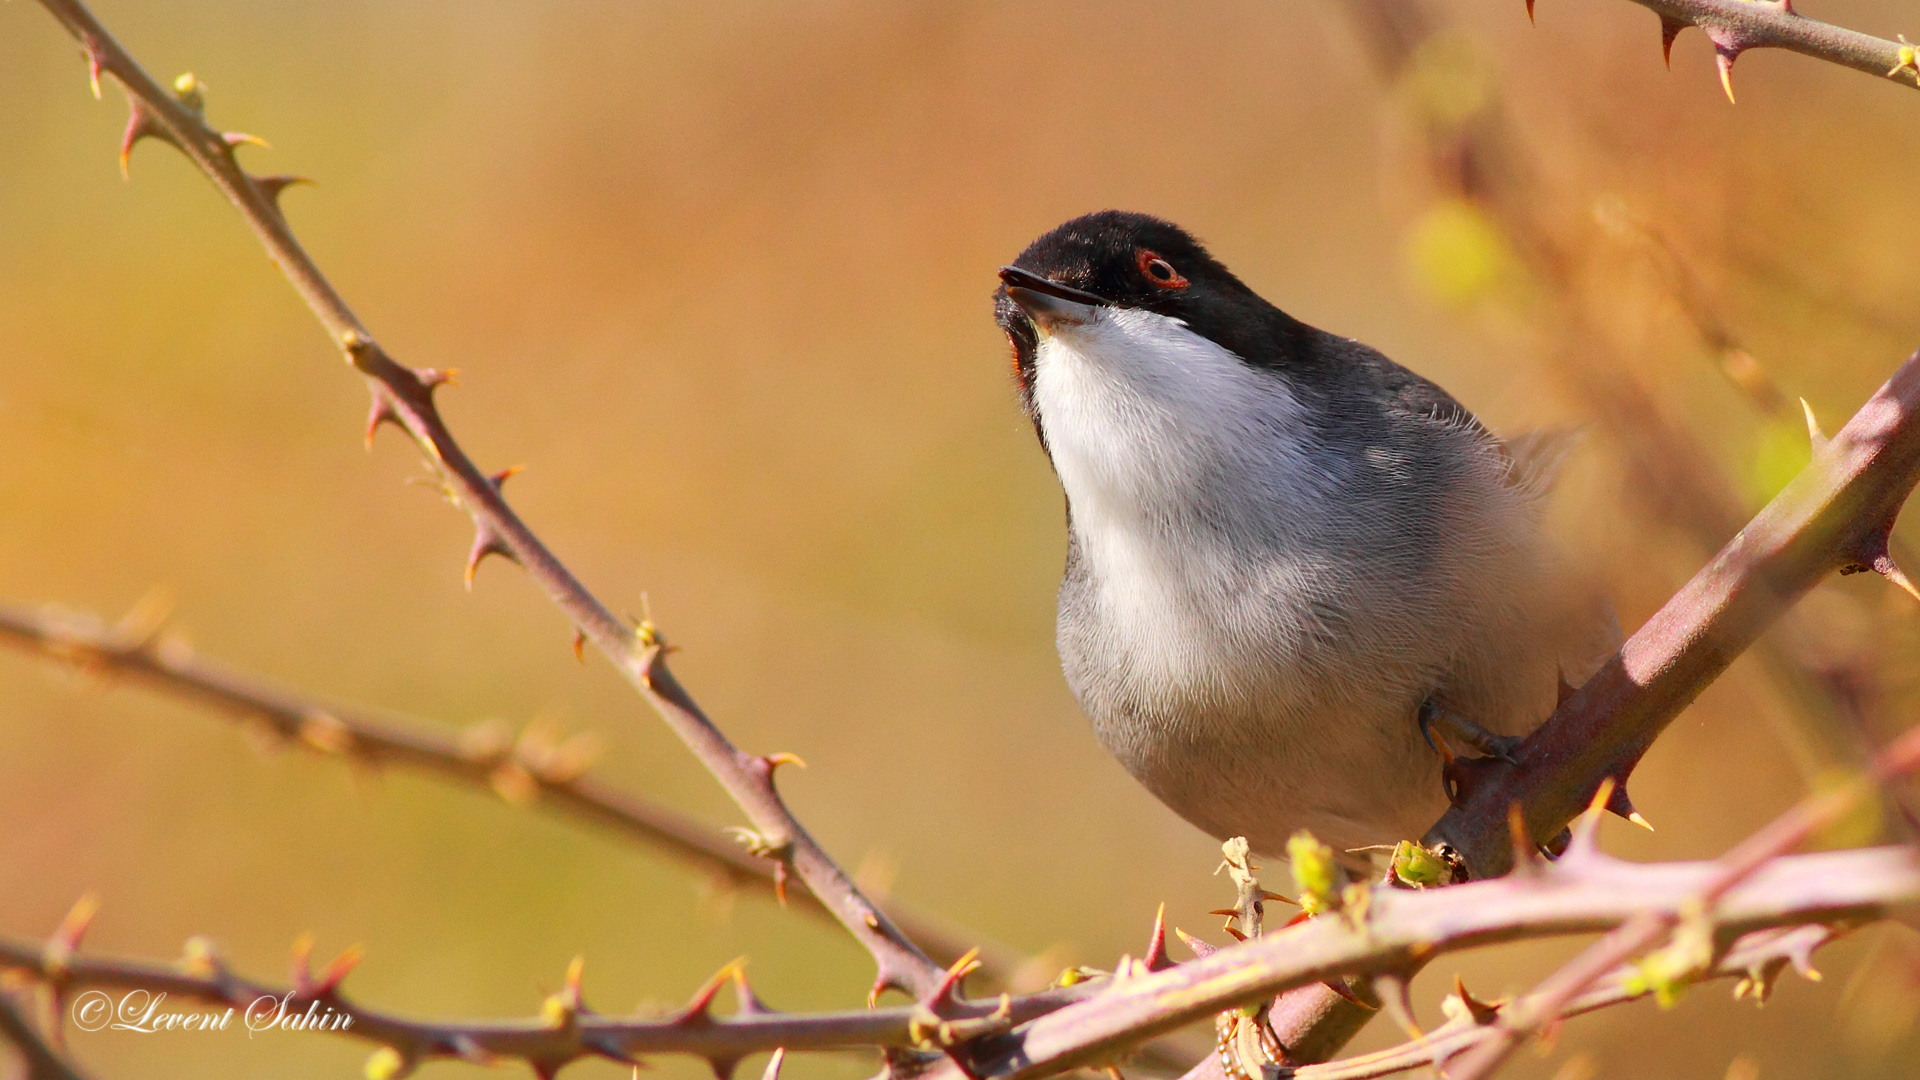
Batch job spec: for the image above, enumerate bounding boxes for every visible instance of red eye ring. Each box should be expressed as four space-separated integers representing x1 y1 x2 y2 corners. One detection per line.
1137 249 1189 289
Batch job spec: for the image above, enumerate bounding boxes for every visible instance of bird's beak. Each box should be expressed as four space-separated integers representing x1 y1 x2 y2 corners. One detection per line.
999 266 1105 332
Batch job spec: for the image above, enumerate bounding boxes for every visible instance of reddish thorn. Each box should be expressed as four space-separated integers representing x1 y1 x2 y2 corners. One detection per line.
85 41 104 99
1565 777 1616 856
1660 16 1686 67
1452 975 1500 1024
1525 0 1535 25
315 944 364 995
1143 903 1173 972
571 628 587 663
771 861 789 907
678 958 747 1024
1507 802 1542 873
1173 928 1217 959
223 131 270 149
924 948 982 1010
491 464 526 489
706 1056 743 1080
1603 780 1652 831
1222 926 1247 943
290 933 315 994
49 895 100 957
465 529 518 589
414 367 459 393
867 976 887 1009
364 395 402 449
1321 979 1366 1006
119 102 172 179
1715 48 1739 103
254 174 314 209
731 967 772 1016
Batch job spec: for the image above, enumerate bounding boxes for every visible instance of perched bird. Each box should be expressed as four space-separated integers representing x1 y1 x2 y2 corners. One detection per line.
994 211 1616 867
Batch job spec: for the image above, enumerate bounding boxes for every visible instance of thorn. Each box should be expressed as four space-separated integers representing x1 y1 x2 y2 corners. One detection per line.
1565 777 1616 857
1874 554 1920 604
1174 928 1218 959
1660 16 1686 67
43 895 100 974
223 131 269 149
1259 889 1297 906
118 100 174 179
925 947 981 1009
84 39 104 99
760 752 807 777
1801 399 1827 452
1715 47 1739 104
116 586 174 650
365 393 403 449
571 628 587 663
678 958 747 1023
564 954 587 1009
867 976 887 1009
491 464 526 489
1604 781 1651 831
254 174 314 210
772 861 789 907
1143 903 1173 972
760 1049 785 1080
416 367 459 392
1451 975 1500 1025
1507 802 1542 875
315 944 364 995
1525 0 1535 25
730 967 772 1016
465 526 519 589
1372 973 1421 1039
291 933 315 992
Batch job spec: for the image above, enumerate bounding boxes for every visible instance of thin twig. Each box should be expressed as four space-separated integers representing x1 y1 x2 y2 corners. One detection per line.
28 0 943 1002
0 600 1010 978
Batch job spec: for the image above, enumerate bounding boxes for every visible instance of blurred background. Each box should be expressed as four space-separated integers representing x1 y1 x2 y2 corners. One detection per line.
4 1 1920 1078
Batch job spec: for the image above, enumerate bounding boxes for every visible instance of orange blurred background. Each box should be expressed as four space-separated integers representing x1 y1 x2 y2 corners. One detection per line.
4 2 1920 1078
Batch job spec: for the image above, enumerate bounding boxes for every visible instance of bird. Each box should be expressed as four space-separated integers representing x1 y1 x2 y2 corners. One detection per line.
993 210 1617 869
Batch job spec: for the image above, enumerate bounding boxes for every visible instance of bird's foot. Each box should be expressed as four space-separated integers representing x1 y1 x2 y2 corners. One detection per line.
1418 699 1522 809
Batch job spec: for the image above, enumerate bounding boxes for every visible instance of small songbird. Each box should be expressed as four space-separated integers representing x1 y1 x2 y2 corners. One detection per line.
994 211 1617 867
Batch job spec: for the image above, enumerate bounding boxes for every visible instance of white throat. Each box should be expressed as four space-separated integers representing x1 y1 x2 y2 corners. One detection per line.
1032 306 1327 688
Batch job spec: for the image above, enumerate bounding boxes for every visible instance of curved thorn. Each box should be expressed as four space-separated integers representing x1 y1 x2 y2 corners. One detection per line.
1801 398 1828 451
491 464 526 489
1660 16 1687 68
118 101 172 179
1143 903 1172 972
1716 48 1739 103
1525 0 1535 26
571 627 587 663
760 1048 786 1080
254 174 314 209
1875 554 1920 604
222 131 269 149
1372 973 1422 1038
365 394 402 449
465 528 518 590
678 958 747 1023
315 943 363 995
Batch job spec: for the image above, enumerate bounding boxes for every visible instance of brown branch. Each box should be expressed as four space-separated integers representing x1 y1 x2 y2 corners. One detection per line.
1289 922 1833 1080
0 992 90 1080
1444 717 1920 1078
919 840 1918 1080
4 835 1909 1080
1426 348 1920 879
0 931 1080 1080
1605 0 1920 99
0 600 1016 979
28 0 943 1002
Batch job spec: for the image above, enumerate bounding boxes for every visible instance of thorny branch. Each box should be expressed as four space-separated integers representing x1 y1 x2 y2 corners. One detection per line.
29 0 943 1003
0 601 1007 978
1444 719 1920 1079
1 837 1911 1080
1289 922 1835 1080
1592 0 1920 102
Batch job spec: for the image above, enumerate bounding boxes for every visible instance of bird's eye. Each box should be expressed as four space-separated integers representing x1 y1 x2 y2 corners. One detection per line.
1136 249 1189 290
